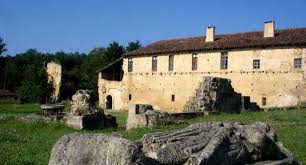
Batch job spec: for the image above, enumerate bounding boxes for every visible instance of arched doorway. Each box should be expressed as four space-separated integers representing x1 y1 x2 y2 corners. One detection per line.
106 95 112 109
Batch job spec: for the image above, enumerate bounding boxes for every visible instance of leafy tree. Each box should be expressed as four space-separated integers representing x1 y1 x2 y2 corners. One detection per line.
17 65 53 103
126 40 142 52
0 37 7 56
0 40 140 102
104 41 126 62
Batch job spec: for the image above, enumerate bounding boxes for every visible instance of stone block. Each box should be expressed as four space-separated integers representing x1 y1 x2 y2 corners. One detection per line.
64 112 117 130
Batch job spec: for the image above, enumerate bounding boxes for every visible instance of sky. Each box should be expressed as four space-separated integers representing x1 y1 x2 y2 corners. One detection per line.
1 0 306 55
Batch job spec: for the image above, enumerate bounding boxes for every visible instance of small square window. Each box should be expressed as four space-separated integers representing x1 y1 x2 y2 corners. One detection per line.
171 94 175 102
129 94 132 101
262 97 267 106
253 59 260 69
294 58 302 69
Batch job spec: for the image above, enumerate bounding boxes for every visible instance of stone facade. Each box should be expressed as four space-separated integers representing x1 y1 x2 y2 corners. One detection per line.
98 24 306 112
99 47 306 112
47 61 62 101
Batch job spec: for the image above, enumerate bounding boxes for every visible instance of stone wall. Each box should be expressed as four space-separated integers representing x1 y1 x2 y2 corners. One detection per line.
99 47 306 112
47 62 62 101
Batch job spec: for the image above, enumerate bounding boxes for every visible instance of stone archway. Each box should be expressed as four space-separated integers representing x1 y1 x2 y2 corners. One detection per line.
106 95 113 109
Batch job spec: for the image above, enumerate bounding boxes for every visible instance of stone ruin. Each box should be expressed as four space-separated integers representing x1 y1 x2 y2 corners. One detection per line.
47 61 62 102
49 122 293 165
69 89 95 116
184 76 242 113
126 104 169 130
63 89 117 130
126 104 200 130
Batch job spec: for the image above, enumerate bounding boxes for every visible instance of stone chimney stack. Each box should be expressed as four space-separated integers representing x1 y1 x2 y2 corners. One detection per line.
264 21 275 38
206 26 215 42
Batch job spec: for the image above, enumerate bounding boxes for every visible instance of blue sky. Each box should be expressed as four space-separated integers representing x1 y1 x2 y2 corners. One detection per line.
1 0 306 55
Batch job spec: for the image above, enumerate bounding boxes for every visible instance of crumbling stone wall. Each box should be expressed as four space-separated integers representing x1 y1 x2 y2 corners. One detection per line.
64 89 117 130
184 76 242 113
126 104 170 130
47 61 62 102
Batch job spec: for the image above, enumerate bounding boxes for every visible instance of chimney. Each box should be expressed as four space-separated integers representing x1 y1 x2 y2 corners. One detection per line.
206 26 215 42
264 21 275 38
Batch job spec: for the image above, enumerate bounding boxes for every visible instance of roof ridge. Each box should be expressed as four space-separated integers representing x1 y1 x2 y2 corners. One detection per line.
124 27 306 56
153 27 306 43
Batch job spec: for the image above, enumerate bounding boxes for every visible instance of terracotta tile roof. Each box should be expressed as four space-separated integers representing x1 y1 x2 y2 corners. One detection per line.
124 28 306 56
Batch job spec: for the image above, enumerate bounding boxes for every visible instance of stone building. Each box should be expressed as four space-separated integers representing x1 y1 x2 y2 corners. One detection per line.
98 21 306 112
47 61 62 102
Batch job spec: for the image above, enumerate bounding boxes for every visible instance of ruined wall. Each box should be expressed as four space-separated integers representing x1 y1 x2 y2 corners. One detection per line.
98 74 124 110
47 62 62 101
99 47 306 111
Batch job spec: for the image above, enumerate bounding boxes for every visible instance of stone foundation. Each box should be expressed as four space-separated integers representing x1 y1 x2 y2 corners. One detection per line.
64 112 117 130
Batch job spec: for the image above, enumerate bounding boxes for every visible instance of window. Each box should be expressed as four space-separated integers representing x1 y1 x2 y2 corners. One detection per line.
168 55 174 71
253 59 260 69
171 94 175 102
152 56 157 72
129 94 132 101
192 53 198 71
220 52 228 70
128 58 133 72
262 97 267 106
294 58 302 69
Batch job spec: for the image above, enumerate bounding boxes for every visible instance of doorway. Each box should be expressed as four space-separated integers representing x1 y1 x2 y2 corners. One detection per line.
106 95 112 109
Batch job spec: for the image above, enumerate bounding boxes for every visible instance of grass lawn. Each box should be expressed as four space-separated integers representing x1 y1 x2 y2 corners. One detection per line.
0 104 305 164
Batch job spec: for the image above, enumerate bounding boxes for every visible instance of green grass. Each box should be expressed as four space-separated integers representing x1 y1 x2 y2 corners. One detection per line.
0 104 305 164
0 104 41 115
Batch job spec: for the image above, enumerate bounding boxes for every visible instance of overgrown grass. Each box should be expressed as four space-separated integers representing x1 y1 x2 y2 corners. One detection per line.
0 104 305 164
0 103 41 115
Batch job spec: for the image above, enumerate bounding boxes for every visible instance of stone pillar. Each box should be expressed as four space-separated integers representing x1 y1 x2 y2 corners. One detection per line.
47 62 62 102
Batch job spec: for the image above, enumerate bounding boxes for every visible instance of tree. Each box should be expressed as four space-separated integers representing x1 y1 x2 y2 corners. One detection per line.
0 37 7 56
126 40 142 52
104 41 126 62
16 65 53 103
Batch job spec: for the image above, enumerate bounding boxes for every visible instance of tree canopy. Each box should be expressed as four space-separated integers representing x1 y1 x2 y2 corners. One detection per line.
0 38 7 56
0 39 142 103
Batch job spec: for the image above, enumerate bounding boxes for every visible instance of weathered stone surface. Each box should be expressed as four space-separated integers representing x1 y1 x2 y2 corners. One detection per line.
185 76 242 113
142 122 292 165
126 104 170 130
65 89 117 130
49 122 293 165
63 112 117 130
48 133 149 165
69 89 95 116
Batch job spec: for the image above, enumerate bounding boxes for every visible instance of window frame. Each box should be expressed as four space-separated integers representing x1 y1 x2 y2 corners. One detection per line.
168 55 174 71
220 52 228 70
192 53 198 71
152 56 157 72
262 97 267 106
294 58 302 69
253 59 260 69
128 58 133 72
